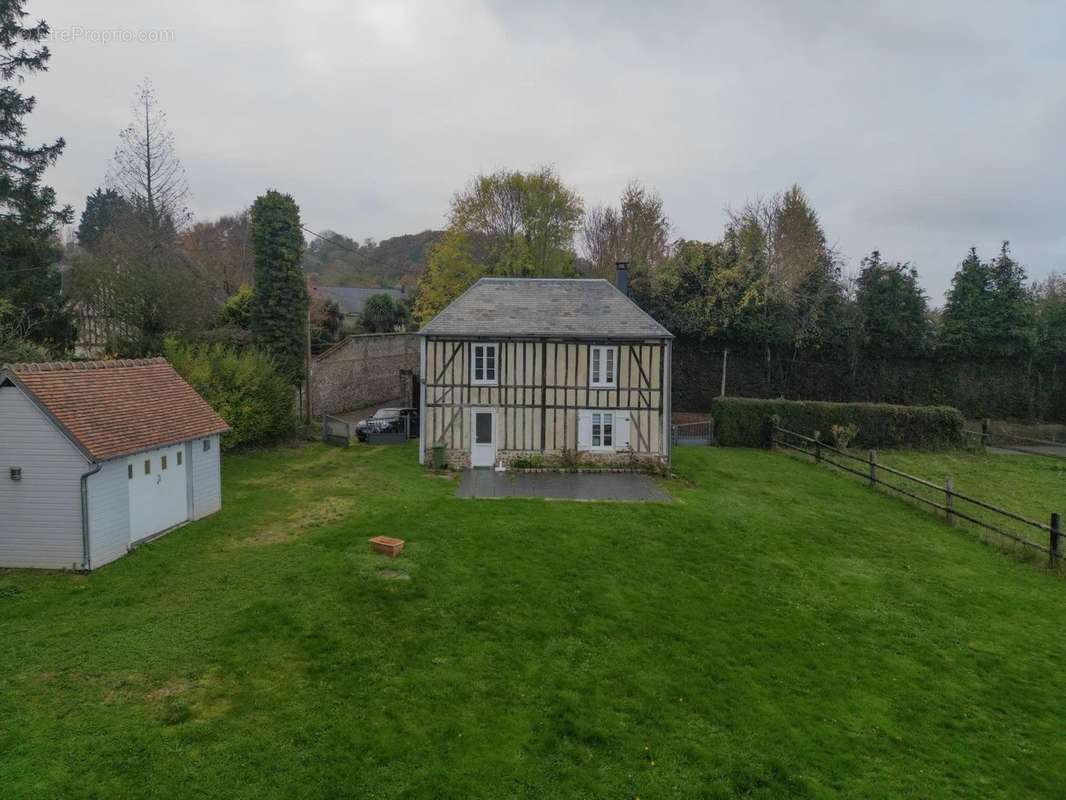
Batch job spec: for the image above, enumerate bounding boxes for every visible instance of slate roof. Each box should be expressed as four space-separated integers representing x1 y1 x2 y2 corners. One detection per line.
419 278 673 339
1 358 230 462
314 286 405 316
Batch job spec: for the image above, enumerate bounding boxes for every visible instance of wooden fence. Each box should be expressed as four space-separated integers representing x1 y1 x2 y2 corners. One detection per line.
771 423 1063 567
964 420 1066 458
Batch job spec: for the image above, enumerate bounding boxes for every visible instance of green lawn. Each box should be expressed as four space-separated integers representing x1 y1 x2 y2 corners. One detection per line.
875 448 1066 526
2 443 1065 799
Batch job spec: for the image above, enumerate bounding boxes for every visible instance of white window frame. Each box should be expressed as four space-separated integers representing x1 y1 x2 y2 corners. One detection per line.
590 411 615 451
589 345 617 388
471 342 499 386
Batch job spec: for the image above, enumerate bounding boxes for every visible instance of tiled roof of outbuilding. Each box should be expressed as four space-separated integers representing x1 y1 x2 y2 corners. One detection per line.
419 278 673 339
1 358 230 461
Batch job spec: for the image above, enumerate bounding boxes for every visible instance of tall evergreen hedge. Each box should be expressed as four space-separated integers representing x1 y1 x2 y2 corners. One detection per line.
165 339 295 449
711 397 964 449
250 190 307 385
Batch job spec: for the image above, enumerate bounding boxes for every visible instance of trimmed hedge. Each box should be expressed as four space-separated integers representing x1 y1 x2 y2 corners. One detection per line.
711 397 965 449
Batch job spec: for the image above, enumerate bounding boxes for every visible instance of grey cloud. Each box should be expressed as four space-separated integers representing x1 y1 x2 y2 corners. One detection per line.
25 0 1066 301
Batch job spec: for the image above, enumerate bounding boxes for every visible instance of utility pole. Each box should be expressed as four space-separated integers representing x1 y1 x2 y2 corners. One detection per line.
720 348 729 397
304 276 313 424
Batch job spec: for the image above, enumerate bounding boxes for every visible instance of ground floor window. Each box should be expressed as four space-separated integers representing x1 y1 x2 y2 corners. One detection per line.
592 412 613 449
579 409 628 452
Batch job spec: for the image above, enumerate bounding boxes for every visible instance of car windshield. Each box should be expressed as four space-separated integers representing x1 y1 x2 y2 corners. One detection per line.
371 409 401 419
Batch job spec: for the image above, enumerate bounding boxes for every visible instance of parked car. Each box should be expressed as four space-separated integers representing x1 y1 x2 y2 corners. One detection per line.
355 407 419 441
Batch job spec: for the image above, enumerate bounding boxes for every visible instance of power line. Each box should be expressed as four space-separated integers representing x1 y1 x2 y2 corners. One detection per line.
1 263 64 277
300 225 363 257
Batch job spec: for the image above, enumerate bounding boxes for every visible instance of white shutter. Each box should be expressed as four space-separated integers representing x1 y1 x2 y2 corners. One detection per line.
577 410 592 451
614 412 631 451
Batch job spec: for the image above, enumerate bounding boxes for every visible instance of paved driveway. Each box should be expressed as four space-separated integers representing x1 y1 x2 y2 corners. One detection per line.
989 444 1066 458
456 470 672 502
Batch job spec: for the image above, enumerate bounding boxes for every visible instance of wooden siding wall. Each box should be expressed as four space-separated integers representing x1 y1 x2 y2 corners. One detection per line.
424 339 667 455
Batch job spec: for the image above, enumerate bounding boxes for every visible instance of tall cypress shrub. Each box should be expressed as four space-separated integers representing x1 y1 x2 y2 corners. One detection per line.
250 190 307 384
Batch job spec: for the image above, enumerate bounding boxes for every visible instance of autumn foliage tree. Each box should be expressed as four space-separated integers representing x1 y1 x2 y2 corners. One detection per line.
414 166 583 325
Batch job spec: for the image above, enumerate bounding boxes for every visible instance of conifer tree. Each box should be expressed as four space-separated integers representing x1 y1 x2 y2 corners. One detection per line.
0 0 73 349
250 190 307 384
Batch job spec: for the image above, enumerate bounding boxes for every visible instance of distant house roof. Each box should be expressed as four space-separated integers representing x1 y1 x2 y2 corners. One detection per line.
314 286 405 316
1 358 230 461
419 278 673 340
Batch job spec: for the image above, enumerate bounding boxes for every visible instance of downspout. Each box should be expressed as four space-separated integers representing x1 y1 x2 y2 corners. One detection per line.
418 336 427 465
664 339 673 468
79 462 101 571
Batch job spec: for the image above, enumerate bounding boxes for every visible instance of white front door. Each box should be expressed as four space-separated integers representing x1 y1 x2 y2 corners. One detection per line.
128 444 189 543
470 408 497 468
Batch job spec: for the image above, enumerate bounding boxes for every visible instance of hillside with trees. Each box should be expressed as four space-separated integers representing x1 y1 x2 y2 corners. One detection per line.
301 229 442 290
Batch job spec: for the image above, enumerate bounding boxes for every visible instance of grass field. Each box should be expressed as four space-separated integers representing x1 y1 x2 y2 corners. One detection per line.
2 443 1066 799
798 446 1066 561
876 448 1066 524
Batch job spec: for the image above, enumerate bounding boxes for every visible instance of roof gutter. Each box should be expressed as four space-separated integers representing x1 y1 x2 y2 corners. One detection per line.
421 333 673 342
79 461 101 572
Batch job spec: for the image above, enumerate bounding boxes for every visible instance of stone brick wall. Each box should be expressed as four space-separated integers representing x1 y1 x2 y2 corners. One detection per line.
424 446 666 471
310 333 419 416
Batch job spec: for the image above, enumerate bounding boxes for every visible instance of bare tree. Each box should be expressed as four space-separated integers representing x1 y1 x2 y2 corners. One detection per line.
580 180 671 280
581 204 620 277
181 209 253 297
107 79 191 235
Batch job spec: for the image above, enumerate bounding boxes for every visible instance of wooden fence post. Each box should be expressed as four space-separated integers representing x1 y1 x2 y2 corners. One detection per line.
945 476 955 525
1050 513 1061 568
869 449 877 487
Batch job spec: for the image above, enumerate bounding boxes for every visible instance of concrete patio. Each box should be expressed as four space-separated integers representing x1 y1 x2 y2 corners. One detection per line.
456 470 672 502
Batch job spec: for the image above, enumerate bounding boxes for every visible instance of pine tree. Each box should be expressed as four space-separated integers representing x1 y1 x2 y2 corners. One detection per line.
250 190 307 384
940 244 1035 360
76 188 131 251
0 0 73 349
855 251 930 358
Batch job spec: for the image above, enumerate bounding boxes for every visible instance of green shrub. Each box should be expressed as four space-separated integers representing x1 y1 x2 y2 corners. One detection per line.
711 397 964 449
165 338 296 449
218 284 254 330
510 454 545 469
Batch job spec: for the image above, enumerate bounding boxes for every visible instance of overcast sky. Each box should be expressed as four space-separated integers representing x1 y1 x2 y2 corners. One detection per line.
26 0 1066 301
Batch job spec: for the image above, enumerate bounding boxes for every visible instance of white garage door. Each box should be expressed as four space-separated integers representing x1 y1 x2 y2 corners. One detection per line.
128 444 188 543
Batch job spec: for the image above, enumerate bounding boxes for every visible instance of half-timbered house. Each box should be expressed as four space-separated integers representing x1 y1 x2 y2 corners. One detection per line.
418 269 673 468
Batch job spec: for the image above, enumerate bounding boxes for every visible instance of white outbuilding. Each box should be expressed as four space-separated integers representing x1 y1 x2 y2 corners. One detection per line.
0 358 230 570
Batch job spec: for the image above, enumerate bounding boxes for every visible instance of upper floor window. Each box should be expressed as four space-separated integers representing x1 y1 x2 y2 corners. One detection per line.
590 346 617 388
472 343 498 385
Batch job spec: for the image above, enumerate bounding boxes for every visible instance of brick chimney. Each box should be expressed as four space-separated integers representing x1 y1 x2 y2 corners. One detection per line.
615 261 629 296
